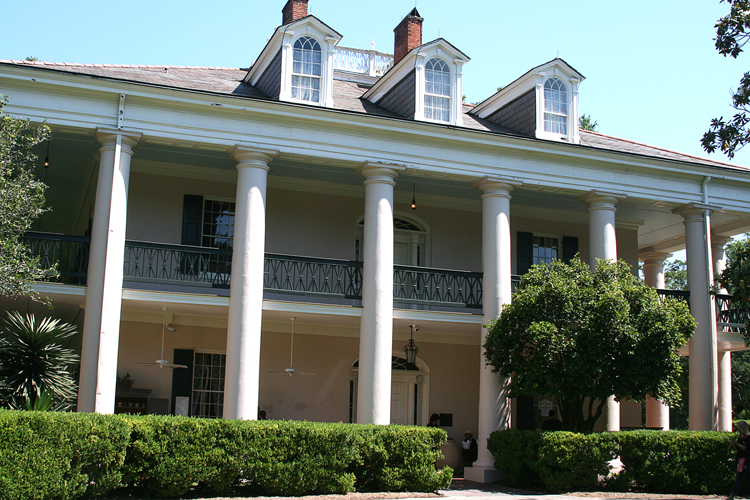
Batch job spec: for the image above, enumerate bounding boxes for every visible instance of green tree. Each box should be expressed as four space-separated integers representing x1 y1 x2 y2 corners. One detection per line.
702 0 750 158
484 258 695 432
579 114 598 132
664 259 688 290
0 311 79 410
0 95 55 298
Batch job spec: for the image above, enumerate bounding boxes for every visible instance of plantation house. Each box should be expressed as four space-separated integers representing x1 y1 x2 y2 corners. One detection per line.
1 0 749 482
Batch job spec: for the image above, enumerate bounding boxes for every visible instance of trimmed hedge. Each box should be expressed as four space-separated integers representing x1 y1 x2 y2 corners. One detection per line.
0 410 452 500
488 429 735 494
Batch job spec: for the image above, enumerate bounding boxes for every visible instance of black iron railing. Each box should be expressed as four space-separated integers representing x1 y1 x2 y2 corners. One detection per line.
23 232 90 283
265 253 362 298
124 241 233 287
393 265 483 308
655 289 691 304
715 294 749 332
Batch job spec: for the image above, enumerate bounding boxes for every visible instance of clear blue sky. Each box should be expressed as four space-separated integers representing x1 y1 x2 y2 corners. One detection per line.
3 0 750 166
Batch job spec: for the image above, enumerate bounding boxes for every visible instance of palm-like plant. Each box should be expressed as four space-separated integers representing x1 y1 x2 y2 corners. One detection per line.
0 311 79 410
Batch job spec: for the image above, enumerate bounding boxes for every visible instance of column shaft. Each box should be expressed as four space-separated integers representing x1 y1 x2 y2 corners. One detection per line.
580 191 622 431
223 147 277 420
714 236 733 431
356 163 402 424
78 129 140 413
675 204 719 430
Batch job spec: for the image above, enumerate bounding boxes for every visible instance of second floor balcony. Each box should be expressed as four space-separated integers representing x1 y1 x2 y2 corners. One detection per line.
23 232 750 329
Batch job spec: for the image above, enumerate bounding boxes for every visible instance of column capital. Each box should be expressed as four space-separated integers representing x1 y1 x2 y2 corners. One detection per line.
672 202 723 221
639 251 672 265
230 146 278 170
95 128 142 150
577 190 626 210
471 176 522 198
356 162 406 185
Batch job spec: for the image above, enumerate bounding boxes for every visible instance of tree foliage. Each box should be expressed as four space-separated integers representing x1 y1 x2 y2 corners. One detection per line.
664 259 688 291
0 95 56 298
0 311 79 410
579 114 598 132
484 258 695 432
702 0 750 158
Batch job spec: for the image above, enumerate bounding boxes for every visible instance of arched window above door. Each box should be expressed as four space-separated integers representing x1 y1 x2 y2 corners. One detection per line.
355 213 431 266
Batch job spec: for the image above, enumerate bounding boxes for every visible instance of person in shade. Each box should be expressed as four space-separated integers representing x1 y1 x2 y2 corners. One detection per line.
426 413 440 427
461 430 478 467
542 409 563 431
728 421 749 500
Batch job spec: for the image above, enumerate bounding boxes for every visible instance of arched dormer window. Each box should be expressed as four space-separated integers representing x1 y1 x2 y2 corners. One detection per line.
424 58 451 122
292 36 322 102
543 77 568 134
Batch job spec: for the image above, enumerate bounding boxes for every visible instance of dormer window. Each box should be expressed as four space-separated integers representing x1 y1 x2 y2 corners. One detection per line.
543 77 568 134
292 36 322 102
424 58 451 122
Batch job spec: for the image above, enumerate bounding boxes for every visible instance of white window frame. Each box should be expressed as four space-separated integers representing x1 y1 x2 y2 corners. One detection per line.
423 58 451 123
201 197 236 250
291 35 322 103
532 233 562 266
535 70 580 143
413 48 465 126
191 350 227 419
543 77 568 135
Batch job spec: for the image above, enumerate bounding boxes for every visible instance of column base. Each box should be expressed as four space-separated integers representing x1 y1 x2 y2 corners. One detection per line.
463 466 502 484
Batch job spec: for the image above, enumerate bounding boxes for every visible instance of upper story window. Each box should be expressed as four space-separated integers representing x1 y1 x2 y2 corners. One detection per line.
202 199 235 249
543 77 568 134
533 235 559 265
292 36 322 102
424 58 451 122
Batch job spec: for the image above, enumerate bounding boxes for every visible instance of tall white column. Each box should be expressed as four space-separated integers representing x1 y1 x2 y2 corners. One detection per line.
713 235 733 431
640 251 672 430
674 203 720 430
465 176 518 484
579 191 624 431
223 146 277 420
356 162 404 425
77 129 140 413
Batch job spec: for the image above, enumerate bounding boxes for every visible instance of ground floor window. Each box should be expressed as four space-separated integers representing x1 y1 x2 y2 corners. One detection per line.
192 352 226 418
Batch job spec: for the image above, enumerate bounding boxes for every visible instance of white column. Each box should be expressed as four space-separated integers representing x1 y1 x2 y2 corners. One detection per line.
356 162 404 425
579 191 624 431
713 235 733 431
223 146 277 420
640 251 672 430
77 129 141 413
465 176 519 484
674 203 720 430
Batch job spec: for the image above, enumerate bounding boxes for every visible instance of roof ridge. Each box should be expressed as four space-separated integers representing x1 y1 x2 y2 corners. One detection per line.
580 130 744 169
1 59 241 71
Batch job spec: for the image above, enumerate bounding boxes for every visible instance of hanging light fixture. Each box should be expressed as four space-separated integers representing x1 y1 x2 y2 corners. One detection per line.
43 139 50 168
404 325 420 364
411 182 417 210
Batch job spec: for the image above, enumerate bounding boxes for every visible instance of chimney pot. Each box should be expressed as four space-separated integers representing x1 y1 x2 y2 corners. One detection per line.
393 8 423 65
282 0 309 25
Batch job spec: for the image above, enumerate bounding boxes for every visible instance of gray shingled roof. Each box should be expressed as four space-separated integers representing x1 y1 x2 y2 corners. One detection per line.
1 60 744 171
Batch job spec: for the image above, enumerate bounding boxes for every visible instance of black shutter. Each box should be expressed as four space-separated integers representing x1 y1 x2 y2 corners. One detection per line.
181 195 203 275
516 396 536 430
562 236 578 263
517 231 533 275
171 349 194 416
182 195 203 246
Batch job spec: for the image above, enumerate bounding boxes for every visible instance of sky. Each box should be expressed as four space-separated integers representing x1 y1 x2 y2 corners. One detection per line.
3 0 750 168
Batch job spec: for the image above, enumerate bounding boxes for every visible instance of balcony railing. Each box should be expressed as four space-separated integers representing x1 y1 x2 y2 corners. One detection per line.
394 265 483 308
334 46 393 76
21 233 750 326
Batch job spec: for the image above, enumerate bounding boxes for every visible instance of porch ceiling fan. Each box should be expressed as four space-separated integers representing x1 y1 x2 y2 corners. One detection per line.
137 307 188 369
268 317 314 377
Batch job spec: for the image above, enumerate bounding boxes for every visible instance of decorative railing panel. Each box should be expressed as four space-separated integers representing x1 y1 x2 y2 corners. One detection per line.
655 289 691 305
124 241 232 287
334 46 393 76
23 232 90 283
715 294 749 332
264 253 362 298
394 265 483 308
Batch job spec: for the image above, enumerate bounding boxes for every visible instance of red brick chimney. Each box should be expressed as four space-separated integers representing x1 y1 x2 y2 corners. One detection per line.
393 8 423 65
282 0 309 25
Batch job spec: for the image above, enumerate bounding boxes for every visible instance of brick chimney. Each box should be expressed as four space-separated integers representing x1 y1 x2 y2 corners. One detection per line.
393 8 423 65
282 0 309 25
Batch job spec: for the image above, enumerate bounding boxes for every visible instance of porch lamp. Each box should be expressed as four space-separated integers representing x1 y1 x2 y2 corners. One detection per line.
43 139 50 168
411 182 417 210
404 325 419 364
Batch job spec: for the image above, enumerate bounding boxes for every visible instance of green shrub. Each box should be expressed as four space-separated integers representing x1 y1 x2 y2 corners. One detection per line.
0 411 450 499
0 410 130 500
489 429 736 495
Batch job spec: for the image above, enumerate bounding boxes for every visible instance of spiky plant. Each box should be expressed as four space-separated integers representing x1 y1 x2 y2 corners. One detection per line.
0 311 79 410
